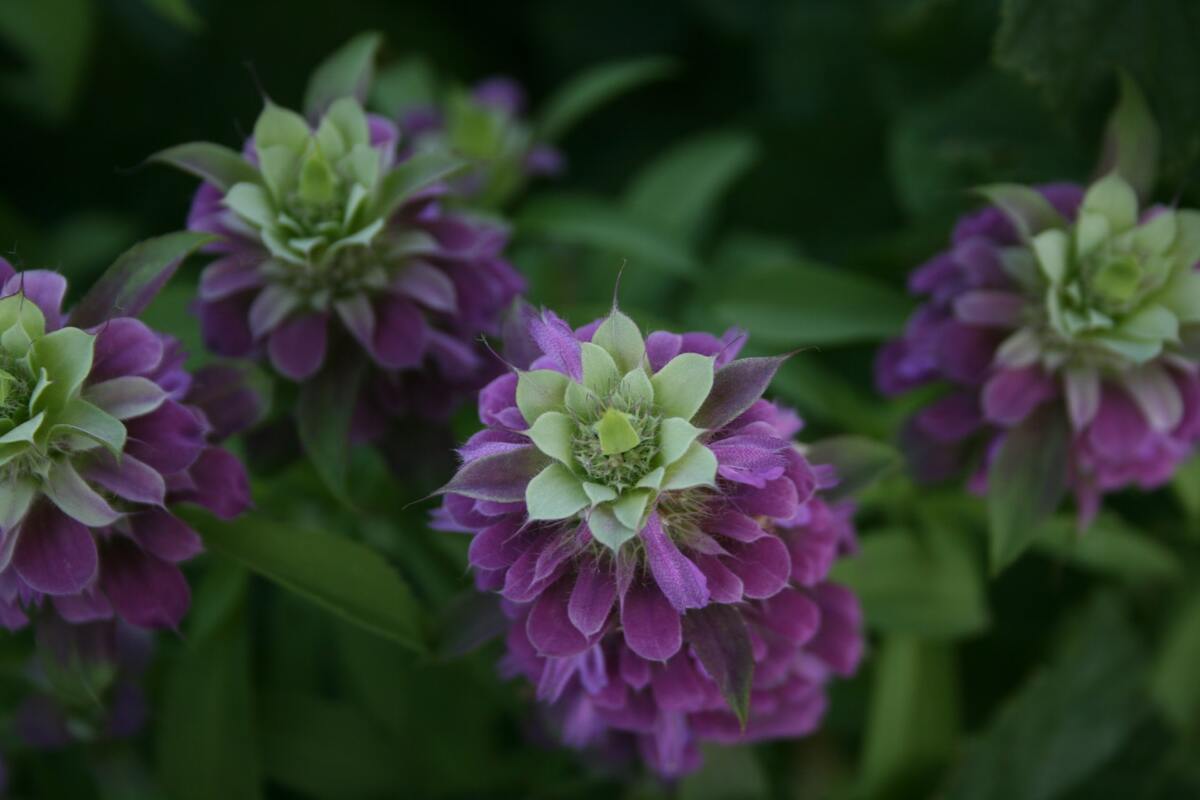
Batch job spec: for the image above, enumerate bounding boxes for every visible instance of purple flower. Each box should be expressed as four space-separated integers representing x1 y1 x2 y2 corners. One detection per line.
0 260 253 632
878 177 1200 522
159 97 525 422
437 306 864 776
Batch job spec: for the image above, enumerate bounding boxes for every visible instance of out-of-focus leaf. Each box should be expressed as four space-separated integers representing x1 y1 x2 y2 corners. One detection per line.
537 56 675 142
260 692 400 799
1169 454 1200 535
141 0 204 31
1150 588 1200 731
1032 514 1183 583
43 212 141 283
707 235 911 346
770 356 890 438
831 525 988 639
150 142 258 192
1098 72 1159 200
943 595 1148 800
806 435 900 502
859 636 959 798
0 0 93 122
297 355 366 504
987 409 1068 575
436 590 508 659
184 508 427 653
625 131 758 244
370 57 437 119
517 195 699 276
158 565 261 800
682 605 754 727
995 0 1200 176
69 231 212 327
679 745 769 800
303 31 383 118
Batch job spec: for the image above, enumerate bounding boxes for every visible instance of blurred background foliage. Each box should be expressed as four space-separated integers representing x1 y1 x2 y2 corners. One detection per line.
3 0 1200 798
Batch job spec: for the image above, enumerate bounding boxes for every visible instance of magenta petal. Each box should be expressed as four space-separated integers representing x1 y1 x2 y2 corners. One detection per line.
640 513 709 612
100 539 191 629
371 296 427 369
125 400 207 474
621 580 683 661
90 318 164 381
12 503 98 596
4 270 67 329
268 313 328 381
568 558 617 636
526 576 590 657
128 508 203 563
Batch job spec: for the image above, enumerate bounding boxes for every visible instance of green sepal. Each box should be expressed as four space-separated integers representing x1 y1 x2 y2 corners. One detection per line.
658 417 702 466
580 342 620 395
591 308 645 374
28 327 95 414
526 411 574 465
651 352 714 421
515 369 569 425
662 441 718 491
587 504 639 552
525 463 589 521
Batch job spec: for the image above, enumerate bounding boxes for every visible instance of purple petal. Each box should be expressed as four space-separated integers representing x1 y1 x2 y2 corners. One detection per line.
805 583 864 676
90 318 164 381
371 296 427 369
440 445 548 503
392 261 458 313
99 538 190 629
185 365 264 440
953 290 1026 328
529 310 582 381
124 400 207 474
645 331 683 372
199 253 265 301
620 580 683 661
760 587 820 644
568 558 617 636
640 513 709 612
914 391 983 443
693 554 743 602
1088 385 1153 458
12 502 98 596
170 447 251 520
268 312 328 380
128 508 203 563
199 293 255 357
526 576 590 657
82 452 166 505
52 588 113 624
982 367 1058 426
468 519 526 570
722 535 791 599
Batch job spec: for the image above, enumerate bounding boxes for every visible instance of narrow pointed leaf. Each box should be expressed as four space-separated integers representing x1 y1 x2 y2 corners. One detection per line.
682 604 754 728
150 142 259 192
302 31 383 118
692 355 787 431
440 445 550 503
537 56 676 142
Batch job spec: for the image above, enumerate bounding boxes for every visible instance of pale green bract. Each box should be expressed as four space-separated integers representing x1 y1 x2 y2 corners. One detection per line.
518 308 718 552
990 173 1200 378
0 295 126 531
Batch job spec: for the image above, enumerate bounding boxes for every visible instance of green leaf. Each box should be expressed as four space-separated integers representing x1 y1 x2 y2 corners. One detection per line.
261 692 401 799
682 605 754 728
987 409 1070 574
70 231 214 328
376 151 469 218
995 0 1200 177
158 565 262 800
369 57 436 119
0 0 93 122
297 356 366 505
805 435 899 502
150 142 258 192
706 235 911 346
975 183 1067 240
141 0 204 30
517 195 700 276
943 595 1148 800
183 508 427 653
435 590 507 659
625 130 757 244
537 56 676 142
859 636 959 798
1150 587 1200 731
1031 513 1183 583
831 526 989 639
1099 72 1160 201
303 31 383 118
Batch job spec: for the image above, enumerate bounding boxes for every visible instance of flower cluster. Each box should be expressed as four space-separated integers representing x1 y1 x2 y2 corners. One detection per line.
0 261 253 632
878 175 1200 520
160 94 525 421
396 77 563 209
437 305 863 775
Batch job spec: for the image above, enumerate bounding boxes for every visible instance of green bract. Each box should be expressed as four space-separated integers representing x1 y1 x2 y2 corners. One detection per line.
518 309 718 552
992 173 1200 373
0 295 125 531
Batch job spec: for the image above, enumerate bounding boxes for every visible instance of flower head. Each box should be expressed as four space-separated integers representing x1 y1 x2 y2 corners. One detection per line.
0 261 253 631
158 95 525 403
878 175 1200 520
438 305 864 775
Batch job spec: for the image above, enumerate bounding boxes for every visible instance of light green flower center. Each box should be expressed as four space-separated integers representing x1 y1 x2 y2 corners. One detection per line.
576 405 659 491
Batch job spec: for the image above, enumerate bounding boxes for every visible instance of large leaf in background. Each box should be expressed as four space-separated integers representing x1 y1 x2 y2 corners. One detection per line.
158 565 261 800
995 0 1200 175
516 195 699 276
625 131 758 245
1098 72 1159 201
859 636 959 798
986 409 1069 575
705 234 911 346
0 0 93 122
261 692 401 799
370 57 436 119
297 355 366 504
537 56 675 142
1151 588 1200 731
831 525 988 639
69 231 213 328
943 595 1148 800
184 509 426 653
1032 513 1183 584
303 30 382 117
679 746 769 800
889 71 1086 221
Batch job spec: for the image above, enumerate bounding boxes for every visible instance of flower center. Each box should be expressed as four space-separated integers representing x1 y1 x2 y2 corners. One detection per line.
572 404 660 492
